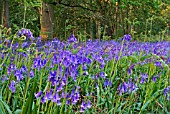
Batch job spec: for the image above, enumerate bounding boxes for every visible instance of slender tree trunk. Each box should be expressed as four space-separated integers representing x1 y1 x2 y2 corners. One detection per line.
84 22 86 40
121 8 125 35
0 0 4 25
115 1 119 36
90 19 93 39
40 2 54 40
3 0 9 28
126 4 129 34
96 21 101 39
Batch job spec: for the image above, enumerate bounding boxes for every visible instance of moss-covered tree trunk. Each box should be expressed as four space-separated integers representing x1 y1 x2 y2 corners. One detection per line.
40 2 54 40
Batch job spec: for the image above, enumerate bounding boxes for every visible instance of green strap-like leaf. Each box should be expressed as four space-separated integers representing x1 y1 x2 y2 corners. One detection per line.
0 99 12 114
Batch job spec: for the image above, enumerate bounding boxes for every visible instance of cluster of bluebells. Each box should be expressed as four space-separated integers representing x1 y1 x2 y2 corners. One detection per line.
1 64 34 93
1 28 170 113
17 28 34 41
35 86 91 112
117 78 137 95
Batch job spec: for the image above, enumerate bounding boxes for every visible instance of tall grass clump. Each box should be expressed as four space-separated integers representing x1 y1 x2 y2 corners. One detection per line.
0 26 170 114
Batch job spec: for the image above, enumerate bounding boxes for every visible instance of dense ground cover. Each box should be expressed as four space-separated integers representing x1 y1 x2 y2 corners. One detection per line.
0 28 170 114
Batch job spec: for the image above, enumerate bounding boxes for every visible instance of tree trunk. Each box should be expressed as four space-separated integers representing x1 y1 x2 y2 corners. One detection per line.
126 5 129 34
96 21 101 39
0 0 4 25
115 1 119 36
40 2 54 40
3 0 9 28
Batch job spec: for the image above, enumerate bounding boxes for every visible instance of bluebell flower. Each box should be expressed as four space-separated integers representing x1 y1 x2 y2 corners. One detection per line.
45 89 53 100
117 78 137 95
152 76 157 82
22 42 28 48
83 64 88 71
30 70 34 77
140 73 148 84
48 71 57 86
33 58 47 70
7 64 16 75
104 79 112 88
1 75 9 82
86 100 91 108
166 57 170 64
127 64 135 75
117 82 128 95
14 69 23 82
52 92 61 105
155 62 162 68
67 34 77 43
99 71 107 78
9 80 16 93
123 34 132 41
41 96 47 103
35 91 43 98
21 65 28 73
63 57 70 67
56 84 63 92
71 92 80 105
80 101 86 112
163 86 170 100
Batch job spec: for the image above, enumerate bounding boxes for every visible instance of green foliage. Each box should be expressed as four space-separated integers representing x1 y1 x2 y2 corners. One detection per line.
2 0 168 41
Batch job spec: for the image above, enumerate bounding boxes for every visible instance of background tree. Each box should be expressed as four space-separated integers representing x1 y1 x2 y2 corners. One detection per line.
1 0 170 41
0 0 9 28
40 1 54 40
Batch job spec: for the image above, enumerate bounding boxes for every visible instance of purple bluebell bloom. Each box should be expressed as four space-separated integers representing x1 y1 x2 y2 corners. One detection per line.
48 71 57 82
14 69 23 82
104 79 112 88
21 65 28 73
30 70 34 77
72 92 80 105
99 71 106 78
1 75 9 82
152 76 157 82
83 64 88 71
41 96 47 103
86 100 91 108
117 78 137 95
9 80 16 93
123 34 132 41
140 73 148 84
155 62 162 68
128 64 135 75
67 34 77 43
45 90 53 100
33 58 47 70
80 101 87 112
7 64 16 75
163 86 170 100
117 82 128 95
56 84 63 92
52 92 61 105
35 91 43 98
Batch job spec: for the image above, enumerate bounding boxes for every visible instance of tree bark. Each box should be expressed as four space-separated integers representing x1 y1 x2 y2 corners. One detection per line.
0 0 4 25
40 2 54 40
3 0 9 28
